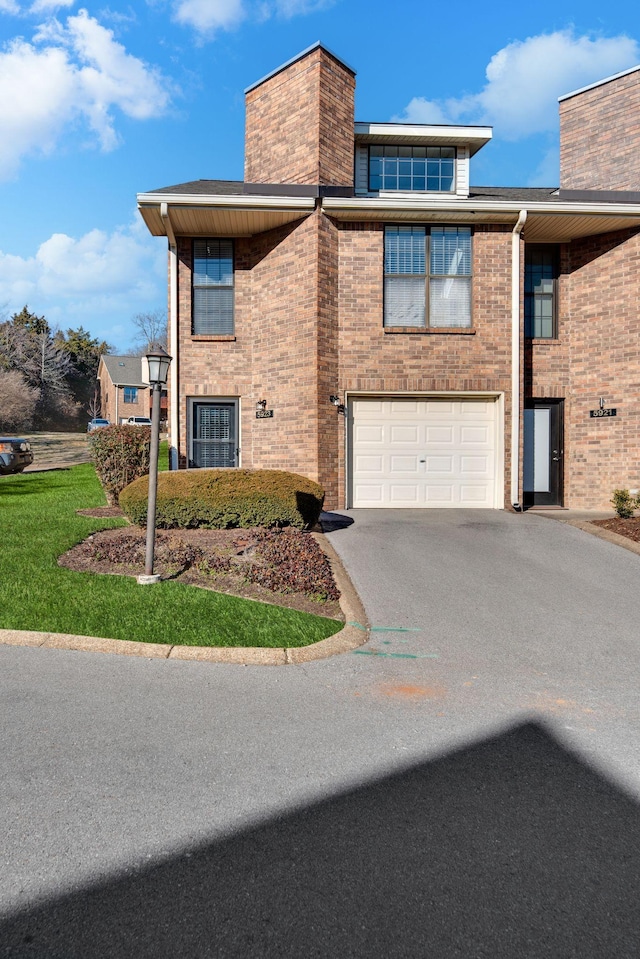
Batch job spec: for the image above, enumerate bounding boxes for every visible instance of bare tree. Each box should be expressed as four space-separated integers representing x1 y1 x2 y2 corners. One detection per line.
0 369 39 432
129 309 168 354
0 307 80 429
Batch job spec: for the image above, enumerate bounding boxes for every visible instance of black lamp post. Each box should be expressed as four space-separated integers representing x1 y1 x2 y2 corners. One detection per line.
138 346 172 585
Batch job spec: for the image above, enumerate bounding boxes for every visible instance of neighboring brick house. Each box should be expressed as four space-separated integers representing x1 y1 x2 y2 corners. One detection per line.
97 355 152 424
137 44 640 510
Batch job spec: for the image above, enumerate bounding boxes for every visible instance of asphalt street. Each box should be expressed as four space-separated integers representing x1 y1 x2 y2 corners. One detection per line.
2 509 640 957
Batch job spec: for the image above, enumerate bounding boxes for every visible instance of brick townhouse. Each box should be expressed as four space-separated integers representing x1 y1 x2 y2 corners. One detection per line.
137 43 640 510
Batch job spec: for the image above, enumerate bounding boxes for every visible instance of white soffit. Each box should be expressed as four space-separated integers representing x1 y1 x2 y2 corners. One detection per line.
355 122 492 156
137 194 315 237
322 197 640 241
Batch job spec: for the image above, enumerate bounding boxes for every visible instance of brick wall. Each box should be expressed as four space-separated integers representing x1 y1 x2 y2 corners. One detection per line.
526 229 640 508
175 213 336 487
335 222 515 507
244 46 355 186
560 68 640 191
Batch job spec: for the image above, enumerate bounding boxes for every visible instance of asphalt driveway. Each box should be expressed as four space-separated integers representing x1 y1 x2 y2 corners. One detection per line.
2 508 640 956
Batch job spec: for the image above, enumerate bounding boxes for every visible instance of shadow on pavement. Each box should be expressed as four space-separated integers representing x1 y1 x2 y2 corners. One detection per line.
2 721 639 958
320 510 354 532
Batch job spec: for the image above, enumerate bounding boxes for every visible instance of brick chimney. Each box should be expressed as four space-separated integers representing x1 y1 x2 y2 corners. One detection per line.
244 43 356 187
559 65 640 191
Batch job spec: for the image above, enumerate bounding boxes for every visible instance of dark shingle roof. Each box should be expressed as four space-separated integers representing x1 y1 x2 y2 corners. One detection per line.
469 186 560 202
100 355 148 388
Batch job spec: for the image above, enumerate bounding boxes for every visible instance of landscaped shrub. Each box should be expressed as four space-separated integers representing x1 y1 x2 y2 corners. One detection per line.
611 489 639 519
119 468 325 530
89 425 151 505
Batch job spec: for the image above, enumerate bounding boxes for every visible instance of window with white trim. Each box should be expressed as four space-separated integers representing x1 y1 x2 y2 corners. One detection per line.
192 239 234 335
123 387 138 403
370 146 455 192
384 225 472 328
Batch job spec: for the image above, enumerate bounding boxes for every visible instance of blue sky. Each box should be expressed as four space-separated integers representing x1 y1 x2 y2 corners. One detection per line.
1 0 638 352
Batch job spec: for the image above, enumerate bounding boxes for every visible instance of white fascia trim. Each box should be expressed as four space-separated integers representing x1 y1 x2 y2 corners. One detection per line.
322 197 640 216
559 63 640 101
354 122 492 141
137 193 316 212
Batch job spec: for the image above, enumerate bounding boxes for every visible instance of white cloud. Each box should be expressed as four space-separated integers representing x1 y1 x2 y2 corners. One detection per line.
29 0 75 12
0 216 166 348
170 0 332 36
0 9 173 177
172 0 244 34
527 145 560 187
397 30 640 141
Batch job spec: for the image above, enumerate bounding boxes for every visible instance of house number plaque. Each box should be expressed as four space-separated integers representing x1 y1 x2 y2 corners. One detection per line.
589 408 617 417
256 409 274 419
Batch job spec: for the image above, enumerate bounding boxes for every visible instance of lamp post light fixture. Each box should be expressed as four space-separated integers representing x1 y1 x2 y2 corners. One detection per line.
138 346 172 586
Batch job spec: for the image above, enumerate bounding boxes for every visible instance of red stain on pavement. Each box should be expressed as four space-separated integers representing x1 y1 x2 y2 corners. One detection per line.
377 683 447 700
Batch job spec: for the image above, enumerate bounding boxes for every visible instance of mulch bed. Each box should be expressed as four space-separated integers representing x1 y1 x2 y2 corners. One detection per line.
61 520 344 621
591 517 640 544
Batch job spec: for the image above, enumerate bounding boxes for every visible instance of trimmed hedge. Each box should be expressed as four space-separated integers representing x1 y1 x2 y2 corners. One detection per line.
89 425 151 505
119 468 325 530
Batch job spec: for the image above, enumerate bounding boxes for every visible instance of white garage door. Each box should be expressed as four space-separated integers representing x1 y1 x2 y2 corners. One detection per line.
350 397 499 508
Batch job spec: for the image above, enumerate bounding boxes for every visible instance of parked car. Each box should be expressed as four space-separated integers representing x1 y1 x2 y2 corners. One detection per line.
124 416 152 426
0 437 34 474
87 418 111 432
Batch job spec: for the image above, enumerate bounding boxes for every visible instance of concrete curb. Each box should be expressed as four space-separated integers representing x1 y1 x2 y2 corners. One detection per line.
530 509 640 557
0 532 370 665
562 519 640 557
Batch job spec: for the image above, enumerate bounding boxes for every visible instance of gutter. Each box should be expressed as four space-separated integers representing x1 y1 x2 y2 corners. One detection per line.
161 202 179 470
511 210 527 510
321 196 640 219
138 193 316 212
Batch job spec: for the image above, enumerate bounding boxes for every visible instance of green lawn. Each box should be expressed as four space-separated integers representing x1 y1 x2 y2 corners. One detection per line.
0 464 342 648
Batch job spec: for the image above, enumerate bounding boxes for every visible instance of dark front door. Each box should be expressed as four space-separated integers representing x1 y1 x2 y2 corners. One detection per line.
523 399 563 507
191 401 238 468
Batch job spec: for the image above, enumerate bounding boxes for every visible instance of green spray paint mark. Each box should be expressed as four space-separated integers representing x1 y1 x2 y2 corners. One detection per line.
352 649 439 660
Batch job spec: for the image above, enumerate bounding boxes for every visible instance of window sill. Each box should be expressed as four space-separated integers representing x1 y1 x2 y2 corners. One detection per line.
384 326 476 335
191 335 236 342
527 337 560 344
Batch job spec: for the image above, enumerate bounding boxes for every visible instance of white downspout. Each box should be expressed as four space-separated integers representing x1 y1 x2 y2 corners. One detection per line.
161 203 179 470
511 210 527 510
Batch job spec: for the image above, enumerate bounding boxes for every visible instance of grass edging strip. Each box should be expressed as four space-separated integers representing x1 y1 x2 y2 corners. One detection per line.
0 532 370 665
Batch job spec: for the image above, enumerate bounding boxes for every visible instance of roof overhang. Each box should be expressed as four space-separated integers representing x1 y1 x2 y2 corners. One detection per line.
322 196 640 242
354 122 492 157
137 192 316 238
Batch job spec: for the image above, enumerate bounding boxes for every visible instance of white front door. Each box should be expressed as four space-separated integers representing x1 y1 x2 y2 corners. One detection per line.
350 397 499 508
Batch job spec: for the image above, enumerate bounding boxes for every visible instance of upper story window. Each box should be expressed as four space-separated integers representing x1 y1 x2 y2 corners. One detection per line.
123 387 138 404
370 146 455 192
525 245 558 339
193 239 234 335
384 225 472 328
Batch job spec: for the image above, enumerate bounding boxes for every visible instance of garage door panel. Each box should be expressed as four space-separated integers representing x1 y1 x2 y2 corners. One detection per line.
389 485 420 503
354 424 384 444
460 455 491 475
354 454 384 473
459 425 491 445
390 455 420 472
425 456 454 472
353 484 384 503
425 426 454 445
351 397 499 508
390 425 419 444
425 486 455 503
